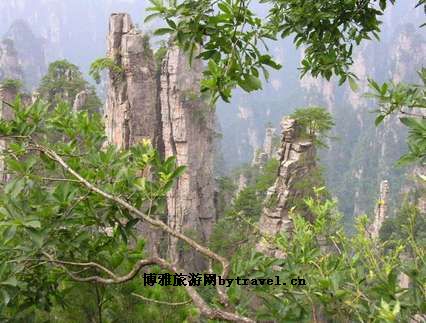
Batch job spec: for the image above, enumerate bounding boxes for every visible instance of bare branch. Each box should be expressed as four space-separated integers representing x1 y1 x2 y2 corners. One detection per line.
131 293 191 306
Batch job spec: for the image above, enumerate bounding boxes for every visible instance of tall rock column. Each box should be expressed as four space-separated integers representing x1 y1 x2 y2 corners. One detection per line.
263 127 276 158
256 117 316 258
105 13 161 150
104 13 162 255
369 180 389 239
160 46 216 269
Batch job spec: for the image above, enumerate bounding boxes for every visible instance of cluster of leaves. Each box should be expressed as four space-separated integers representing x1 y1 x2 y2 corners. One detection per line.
146 0 396 102
290 106 335 148
89 57 124 84
368 68 426 165
0 98 189 321
38 60 102 113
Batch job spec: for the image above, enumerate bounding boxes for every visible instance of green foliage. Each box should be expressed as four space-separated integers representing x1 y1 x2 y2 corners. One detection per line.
0 79 23 92
224 190 425 322
89 57 124 84
368 68 426 165
0 98 191 321
290 106 335 148
147 0 398 102
380 199 426 248
211 158 280 255
38 60 102 113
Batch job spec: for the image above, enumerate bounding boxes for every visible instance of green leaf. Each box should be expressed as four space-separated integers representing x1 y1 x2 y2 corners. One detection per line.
218 2 232 15
3 225 17 243
0 276 18 287
375 114 385 126
399 117 418 128
144 13 161 23
23 220 41 229
5 178 26 198
1 289 10 305
153 28 174 36
348 77 359 92
239 75 262 92
172 165 187 179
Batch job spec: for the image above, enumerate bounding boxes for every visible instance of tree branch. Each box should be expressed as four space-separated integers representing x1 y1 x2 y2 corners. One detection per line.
43 253 254 322
32 143 231 306
131 293 191 306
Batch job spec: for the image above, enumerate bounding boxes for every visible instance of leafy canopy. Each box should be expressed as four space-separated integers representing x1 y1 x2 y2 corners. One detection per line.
89 57 124 84
38 60 101 112
147 0 399 102
367 68 426 165
290 106 335 148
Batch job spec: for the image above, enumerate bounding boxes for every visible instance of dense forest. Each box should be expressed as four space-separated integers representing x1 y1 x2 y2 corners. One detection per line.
0 0 424 322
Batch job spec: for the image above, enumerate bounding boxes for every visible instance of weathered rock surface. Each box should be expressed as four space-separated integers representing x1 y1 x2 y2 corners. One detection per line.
105 13 160 150
104 14 216 268
104 13 162 257
0 38 22 82
256 117 316 258
4 20 46 89
263 127 276 158
369 180 389 239
160 46 216 269
72 90 88 112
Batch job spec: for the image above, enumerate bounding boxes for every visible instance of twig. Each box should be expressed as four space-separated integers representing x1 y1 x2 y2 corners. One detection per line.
41 177 80 183
131 293 192 306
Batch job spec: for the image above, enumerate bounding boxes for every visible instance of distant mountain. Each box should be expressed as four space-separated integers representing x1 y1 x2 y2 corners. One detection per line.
0 0 148 73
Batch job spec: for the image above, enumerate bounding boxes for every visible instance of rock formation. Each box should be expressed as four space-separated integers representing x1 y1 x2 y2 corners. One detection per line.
263 127 276 158
105 13 160 150
0 38 23 82
160 46 216 269
369 180 390 239
251 126 278 169
256 117 316 258
72 90 88 112
104 14 216 269
252 150 269 169
104 13 162 257
4 20 46 89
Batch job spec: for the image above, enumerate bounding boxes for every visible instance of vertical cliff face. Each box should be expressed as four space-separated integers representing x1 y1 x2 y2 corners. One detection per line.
104 14 216 268
257 117 316 258
4 20 46 89
0 39 23 82
105 13 160 150
72 90 88 112
263 127 276 158
160 46 216 268
369 180 390 239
